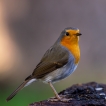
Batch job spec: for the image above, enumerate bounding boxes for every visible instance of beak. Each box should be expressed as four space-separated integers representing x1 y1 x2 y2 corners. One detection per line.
76 33 82 36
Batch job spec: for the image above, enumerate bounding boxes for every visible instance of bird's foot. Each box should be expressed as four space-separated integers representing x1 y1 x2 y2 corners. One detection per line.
60 98 72 102
48 95 72 102
48 97 60 102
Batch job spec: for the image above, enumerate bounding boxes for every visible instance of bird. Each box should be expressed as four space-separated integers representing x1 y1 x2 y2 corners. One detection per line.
6 27 82 102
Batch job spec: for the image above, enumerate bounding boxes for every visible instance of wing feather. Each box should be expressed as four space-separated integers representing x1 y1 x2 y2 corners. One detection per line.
32 44 69 79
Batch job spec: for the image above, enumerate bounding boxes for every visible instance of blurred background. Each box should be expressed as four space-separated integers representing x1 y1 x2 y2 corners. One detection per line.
0 0 106 106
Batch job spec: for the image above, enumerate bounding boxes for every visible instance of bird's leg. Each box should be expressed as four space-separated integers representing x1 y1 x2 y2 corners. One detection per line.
48 82 72 102
48 82 61 101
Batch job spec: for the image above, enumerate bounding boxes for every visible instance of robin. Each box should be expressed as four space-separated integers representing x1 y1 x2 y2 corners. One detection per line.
6 27 82 102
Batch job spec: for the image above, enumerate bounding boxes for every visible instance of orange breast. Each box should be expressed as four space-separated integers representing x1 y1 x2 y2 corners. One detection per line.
61 37 80 64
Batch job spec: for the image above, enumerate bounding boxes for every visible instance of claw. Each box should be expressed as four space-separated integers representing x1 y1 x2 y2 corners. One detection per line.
48 95 72 102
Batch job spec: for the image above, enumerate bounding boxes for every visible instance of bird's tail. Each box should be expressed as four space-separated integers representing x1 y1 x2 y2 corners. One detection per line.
6 76 36 102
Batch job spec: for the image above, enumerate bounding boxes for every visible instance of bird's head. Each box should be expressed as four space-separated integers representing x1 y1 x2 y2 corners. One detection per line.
60 27 82 45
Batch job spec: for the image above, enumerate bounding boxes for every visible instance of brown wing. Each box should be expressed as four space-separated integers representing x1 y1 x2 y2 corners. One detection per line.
32 44 69 79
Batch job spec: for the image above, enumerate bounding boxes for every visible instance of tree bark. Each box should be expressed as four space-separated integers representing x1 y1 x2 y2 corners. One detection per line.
29 82 106 106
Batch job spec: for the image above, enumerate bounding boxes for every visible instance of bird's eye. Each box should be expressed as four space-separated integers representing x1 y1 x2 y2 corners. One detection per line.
66 32 69 36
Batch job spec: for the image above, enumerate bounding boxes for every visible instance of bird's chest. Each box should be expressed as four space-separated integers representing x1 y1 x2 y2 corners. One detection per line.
68 45 80 64
61 42 80 64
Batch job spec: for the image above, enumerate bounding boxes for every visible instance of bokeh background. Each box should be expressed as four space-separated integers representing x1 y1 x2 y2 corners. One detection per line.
0 0 106 106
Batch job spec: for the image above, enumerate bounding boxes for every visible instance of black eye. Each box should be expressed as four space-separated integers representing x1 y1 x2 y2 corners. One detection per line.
66 32 69 36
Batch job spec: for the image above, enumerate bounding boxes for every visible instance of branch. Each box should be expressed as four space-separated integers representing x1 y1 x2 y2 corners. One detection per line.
29 82 106 106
